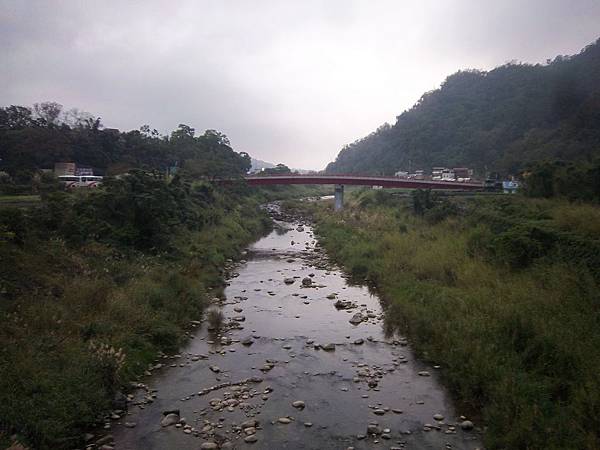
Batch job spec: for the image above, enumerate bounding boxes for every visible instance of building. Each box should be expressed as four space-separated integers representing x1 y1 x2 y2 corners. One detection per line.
453 167 472 180
75 166 94 176
394 171 409 178
432 167 445 180
502 180 519 194
441 169 455 181
55 162 96 177
432 167 456 181
54 162 76 176
410 170 425 180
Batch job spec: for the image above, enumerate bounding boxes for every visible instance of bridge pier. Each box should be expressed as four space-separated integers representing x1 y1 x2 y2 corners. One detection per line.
334 184 344 211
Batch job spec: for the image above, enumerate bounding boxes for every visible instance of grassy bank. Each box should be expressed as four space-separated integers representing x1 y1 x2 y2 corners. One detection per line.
287 190 600 450
0 174 272 449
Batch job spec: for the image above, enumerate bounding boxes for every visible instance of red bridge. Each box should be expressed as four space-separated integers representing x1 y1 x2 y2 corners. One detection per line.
244 174 483 210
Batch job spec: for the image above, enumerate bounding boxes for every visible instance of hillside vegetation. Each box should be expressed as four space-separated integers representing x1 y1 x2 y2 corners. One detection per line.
287 190 600 450
0 103 250 193
0 106 285 448
326 38 600 175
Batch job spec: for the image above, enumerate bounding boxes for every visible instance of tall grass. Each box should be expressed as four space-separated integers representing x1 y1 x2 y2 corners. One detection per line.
0 197 270 449
295 191 600 450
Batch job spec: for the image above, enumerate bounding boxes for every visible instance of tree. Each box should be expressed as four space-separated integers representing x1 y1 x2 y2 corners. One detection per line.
33 102 63 127
170 124 195 141
262 163 291 175
0 105 35 130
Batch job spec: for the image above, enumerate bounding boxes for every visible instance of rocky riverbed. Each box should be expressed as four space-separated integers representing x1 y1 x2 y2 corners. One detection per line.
105 204 483 450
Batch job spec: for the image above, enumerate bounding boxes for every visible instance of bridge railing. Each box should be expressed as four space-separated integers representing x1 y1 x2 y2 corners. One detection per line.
244 173 484 188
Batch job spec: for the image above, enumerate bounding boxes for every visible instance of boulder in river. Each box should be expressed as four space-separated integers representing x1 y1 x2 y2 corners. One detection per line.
284 278 295 284
349 313 364 325
301 277 313 286
322 343 336 351
460 420 474 430
334 299 353 310
161 413 180 427
367 423 382 435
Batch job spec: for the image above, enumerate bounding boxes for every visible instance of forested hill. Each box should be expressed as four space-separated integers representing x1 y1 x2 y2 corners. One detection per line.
326 38 600 176
0 104 251 182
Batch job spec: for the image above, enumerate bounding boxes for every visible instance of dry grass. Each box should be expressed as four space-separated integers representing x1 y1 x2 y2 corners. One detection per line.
297 193 600 450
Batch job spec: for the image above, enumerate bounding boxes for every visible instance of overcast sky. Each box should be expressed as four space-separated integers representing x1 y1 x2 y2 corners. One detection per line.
1 1 599 169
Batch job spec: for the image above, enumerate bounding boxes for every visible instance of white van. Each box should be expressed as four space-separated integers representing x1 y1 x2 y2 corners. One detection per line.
58 175 103 188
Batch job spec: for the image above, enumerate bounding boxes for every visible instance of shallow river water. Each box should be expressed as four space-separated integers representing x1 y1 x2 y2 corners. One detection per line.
112 207 482 450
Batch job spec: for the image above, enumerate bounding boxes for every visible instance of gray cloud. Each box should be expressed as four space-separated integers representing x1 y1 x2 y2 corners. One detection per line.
1 0 599 169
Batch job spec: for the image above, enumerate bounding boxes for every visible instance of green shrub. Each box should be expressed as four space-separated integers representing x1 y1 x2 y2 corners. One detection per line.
300 192 600 449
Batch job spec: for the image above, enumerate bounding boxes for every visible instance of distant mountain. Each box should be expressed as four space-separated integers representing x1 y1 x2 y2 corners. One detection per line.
250 158 316 174
326 38 600 176
250 158 276 172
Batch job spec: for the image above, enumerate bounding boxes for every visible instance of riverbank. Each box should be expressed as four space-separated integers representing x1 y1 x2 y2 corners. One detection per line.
0 176 273 449
285 190 600 450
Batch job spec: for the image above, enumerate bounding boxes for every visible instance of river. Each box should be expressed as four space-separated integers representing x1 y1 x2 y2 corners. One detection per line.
111 204 482 450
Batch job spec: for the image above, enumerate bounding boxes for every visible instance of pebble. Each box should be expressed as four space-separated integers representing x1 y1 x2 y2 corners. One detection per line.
301 277 313 286
241 419 258 429
244 435 258 443
278 417 292 424
292 400 305 409
200 443 218 450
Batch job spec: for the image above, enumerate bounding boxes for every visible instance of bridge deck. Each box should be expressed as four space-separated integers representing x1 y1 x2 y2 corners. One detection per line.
245 174 483 190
